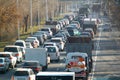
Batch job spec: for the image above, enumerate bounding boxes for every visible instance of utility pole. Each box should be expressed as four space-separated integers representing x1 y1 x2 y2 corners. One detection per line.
16 0 20 40
38 0 40 29
30 0 33 35
45 0 48 21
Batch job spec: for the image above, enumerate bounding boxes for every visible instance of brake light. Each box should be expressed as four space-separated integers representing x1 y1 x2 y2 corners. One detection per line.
35 67 41 71
29 77 31 80
0 64 4 67
81 71 86 76
11 76 14 80
15 53 19 56
9 57 12 59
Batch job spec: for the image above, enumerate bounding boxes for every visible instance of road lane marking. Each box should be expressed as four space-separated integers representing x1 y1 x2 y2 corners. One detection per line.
91 30 102 80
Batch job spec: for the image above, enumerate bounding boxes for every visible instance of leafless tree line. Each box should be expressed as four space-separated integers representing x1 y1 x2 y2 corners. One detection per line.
0 0 66 41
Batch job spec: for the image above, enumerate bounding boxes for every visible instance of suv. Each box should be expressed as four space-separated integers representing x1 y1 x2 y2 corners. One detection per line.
11 68 35 80
4 45 23 63
0 52 17 68
0 57 10 73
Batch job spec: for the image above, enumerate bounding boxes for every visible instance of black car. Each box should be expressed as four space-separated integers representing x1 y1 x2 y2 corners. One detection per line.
22 61 42 73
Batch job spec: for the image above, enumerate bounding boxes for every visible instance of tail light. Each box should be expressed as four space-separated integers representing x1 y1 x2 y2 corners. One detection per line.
80 71 86 76
9 57 12 59
35 67 41 71
28 77 31 80
11 76 14 80
0 64 4 67
15 53 19 56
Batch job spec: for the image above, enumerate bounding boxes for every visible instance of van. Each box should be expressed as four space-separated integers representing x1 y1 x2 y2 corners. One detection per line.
36 72 75 80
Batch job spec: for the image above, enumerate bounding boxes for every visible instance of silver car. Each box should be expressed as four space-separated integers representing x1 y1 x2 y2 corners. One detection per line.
0 57 10 73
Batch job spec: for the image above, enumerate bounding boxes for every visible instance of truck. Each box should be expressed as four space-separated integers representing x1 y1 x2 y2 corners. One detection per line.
83 18 98 34
65 52 89 80
25 48 50 71
65 36 93 79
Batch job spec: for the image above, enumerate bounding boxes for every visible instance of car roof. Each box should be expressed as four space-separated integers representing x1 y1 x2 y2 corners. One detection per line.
51 37 62 40
5 45 20 48
37 72 75 76
15 40 25 42
0 52 12 54
24 60 39 63
67 52 88 58
15 68 32 71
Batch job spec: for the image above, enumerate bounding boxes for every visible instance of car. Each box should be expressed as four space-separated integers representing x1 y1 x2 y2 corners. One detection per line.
25 42 33 48
0 52 17 68
40 27 53 37
32 35 44 45
43 42 57 48
50 37 65 51
22 61 42 73
45 46 60 62
25 37 39 48
4 45 23 63
11 68 35 80
34 31 48 40
14 40 26 48
0 57 10 73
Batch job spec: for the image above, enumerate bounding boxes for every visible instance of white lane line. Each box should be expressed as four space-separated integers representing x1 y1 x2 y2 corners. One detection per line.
91 31 102 80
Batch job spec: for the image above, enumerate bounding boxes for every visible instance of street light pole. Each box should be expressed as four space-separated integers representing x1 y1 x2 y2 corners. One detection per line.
45 0 48 21
30 0 33 35
38 0 40 29
16 0 20 40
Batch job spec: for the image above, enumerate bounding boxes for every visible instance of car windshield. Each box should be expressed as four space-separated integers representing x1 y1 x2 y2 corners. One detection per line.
47 47 56 52
4 47 18 52
14 71 29 76
0 59 3 63
15 42 24 47
36 76 73 80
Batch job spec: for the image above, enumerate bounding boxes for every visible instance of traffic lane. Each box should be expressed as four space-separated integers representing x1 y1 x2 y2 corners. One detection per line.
91 29 120 80
0 68 14 80
46 51 66 72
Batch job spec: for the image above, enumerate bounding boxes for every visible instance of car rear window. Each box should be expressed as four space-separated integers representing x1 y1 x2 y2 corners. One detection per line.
14 71 29 76
0 54 10 57
15 42 24 47
0 59 3 63
47 47 56 52
51 39 61 43
23 62 38 66
4 47 18 52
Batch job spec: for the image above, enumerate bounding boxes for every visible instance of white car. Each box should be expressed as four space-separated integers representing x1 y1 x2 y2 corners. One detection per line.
11 68 35 80
25 37 39 48
0 57 10 73
0 52 17 68
4 45 23 63
14 40 26 48
50 37 65 51
45 46 60 62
